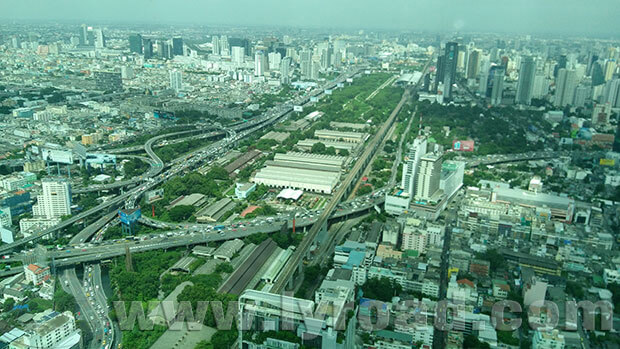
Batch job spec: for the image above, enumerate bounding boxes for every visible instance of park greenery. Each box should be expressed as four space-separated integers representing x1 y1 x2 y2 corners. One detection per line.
360 277 403 302
123 158 150 178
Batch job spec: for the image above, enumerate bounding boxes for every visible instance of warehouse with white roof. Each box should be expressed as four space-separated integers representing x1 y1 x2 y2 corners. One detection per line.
252 152 345 194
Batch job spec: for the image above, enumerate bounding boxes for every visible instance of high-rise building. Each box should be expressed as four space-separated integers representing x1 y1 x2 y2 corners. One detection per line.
573 86 590 108
79 24 88 46
280 56 292 85
401 136 428 197
172 37 183 56
591 61 606 86
320 47 333 69
254 51 268 76
532 75 548 99
32 179 71 219
516 56 536 105
231 46 245 65
311 61 321 80
143 38 153 59
478 56 490 95
300 49 312 79
228 37 250 56
94 28 105 49
442 42 459 100
268 52 282 71
604 59 617 81
490 66 505 105
211 36 221 55
159 40 172 59
603 78 620 108
169 70 182 92
466 49 481 79
415 152 443 201
554 54 567 77
219 35 229 56
554 69 577 107
129 34 143 54
94 71 123 92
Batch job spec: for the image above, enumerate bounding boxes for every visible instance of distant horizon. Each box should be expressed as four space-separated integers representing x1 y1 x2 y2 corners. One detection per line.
0 0 619 38
0 18 618 40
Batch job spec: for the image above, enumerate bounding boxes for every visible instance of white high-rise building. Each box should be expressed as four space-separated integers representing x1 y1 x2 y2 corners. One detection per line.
300 49 312 79
415 152 443 201
219 35 229 56
0 206 12 228
32 179 71 219
280 56 292 85
254 51 268 76
94 28 105 49
169 70 182 92
516 56 536 105
231 46 245 65
401 136 428 197
268 52 281 71
478 56 490 95
211 36 220 55
554 68 577 107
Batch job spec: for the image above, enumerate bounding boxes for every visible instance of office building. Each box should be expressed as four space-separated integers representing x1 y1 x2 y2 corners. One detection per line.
172 37 183 56
254 51 268 76
554 69 577 107
490 66 505 106
169 70 182 92
94 71 123 92
219 35 229 56
602 78 620 107
604 59 616 81
231 46 245 65
129 34 143 54
478 56 490 95
143 38 153 59
516 56 536 105
401 136 428 197
442 42 459 100
280 56 292 85
79 24 88 46
32 179 71 219
466 49 481 79
415 152 443 201
300 49 312 79
211 36 220 55
268 52 281 71
94 28 105 49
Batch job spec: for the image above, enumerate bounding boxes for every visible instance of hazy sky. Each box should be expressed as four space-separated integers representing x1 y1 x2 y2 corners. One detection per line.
1 0 619 36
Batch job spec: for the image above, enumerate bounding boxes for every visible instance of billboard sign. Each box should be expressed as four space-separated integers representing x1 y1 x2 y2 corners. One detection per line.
346 78 353 83
310 96 319 102
599 158 615 166
452 140 475 152
324 89 332 95
85 153 117 165
119 208 141 225
337 83 344 88
293 105 303 112
41 148 74 164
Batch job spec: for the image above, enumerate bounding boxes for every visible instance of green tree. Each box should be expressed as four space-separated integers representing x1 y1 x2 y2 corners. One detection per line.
168 205 196 222
339 148 350 156
310 142 327 154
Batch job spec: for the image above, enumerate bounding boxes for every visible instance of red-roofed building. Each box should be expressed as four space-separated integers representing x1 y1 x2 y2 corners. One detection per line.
24 264 50 285
457 278 475 289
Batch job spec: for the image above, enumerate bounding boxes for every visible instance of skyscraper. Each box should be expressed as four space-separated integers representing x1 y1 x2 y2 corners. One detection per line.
172 37 183 56
402 136 428 197
254 51 268 76
231 46 245 65
490 66 505 106
591 61 606 86
442 42 459 100
219 35 229 56
129 34 143 54
94 28 105 49
300 49 312 80
79 24 88 46
554 69 577 107
516 56 536 105
211 36 221 55
466 49 481 79
169 70 182 92
268 52 282 71
32 179 71 219
604 60 616 81
554 54 567 77
415 152 443 201
603 78 620 108
280 56 292 85
143 38 153 59
478 56 490 95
